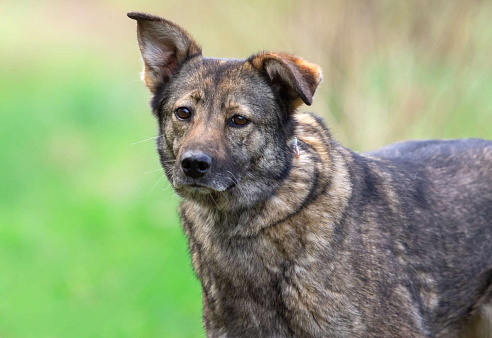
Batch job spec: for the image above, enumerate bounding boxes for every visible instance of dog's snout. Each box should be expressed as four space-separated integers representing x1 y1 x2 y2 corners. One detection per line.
181 151 212 179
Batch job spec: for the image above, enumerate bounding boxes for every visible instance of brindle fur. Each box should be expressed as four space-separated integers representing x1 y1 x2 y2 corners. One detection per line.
128 12 492 337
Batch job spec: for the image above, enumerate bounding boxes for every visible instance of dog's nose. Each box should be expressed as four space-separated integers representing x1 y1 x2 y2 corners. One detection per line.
180 151 212 179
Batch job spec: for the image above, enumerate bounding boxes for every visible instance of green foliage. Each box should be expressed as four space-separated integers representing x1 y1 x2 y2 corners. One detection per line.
0 52 203 337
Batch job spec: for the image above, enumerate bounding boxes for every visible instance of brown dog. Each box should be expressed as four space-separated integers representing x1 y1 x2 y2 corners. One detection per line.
128 12 492 337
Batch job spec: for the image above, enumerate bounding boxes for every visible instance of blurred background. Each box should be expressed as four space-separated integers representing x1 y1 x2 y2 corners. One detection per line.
1 0 491 337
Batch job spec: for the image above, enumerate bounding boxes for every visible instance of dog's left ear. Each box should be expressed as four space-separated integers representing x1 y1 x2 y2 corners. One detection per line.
128 12 202 93
249 52 323 107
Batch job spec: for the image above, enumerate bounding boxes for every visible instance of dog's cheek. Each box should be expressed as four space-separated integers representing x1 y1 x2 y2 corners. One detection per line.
168 121 190 158
223 143 249 176
239 128 267 165
215 130 253 183
241 126 266 152
156 118 182 182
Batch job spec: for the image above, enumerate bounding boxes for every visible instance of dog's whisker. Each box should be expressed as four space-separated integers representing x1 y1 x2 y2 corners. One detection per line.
225 175 237 186
161 158 177 163
130 136 159 145
245 172 257 181
209 195 219 208
161 183 173 192
144 168 164 174
151 175 166 192
220 191 229 202
227 170 240 185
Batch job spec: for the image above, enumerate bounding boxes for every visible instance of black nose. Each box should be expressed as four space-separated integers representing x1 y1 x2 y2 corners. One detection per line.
180 151 212 179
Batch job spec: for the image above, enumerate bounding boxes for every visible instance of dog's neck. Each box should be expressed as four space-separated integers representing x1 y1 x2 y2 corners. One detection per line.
178 113 354 332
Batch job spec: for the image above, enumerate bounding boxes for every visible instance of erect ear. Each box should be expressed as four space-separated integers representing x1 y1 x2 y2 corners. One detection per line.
249 52 323 107
127 12 202 93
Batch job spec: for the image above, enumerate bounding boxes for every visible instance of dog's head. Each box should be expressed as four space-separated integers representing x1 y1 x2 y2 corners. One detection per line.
128 12 322 210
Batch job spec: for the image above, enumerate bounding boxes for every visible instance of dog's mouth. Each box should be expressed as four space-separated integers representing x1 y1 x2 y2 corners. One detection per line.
177 183 212 193
171 165 243 196
187 183 213 191
176 181 236 194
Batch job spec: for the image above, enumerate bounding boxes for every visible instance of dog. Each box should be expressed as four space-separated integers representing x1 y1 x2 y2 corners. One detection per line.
128 12 492 337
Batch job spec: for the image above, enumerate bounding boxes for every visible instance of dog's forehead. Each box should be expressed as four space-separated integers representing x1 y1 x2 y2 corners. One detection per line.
175 57 268 97
189 57 245 76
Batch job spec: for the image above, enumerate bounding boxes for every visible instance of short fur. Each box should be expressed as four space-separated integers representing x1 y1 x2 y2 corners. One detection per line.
128 12 492 337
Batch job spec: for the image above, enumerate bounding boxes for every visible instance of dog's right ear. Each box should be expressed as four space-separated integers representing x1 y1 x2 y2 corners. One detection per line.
127 12 202 93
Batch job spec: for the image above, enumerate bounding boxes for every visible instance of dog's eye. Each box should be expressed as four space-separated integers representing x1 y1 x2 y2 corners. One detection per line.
229 115 250 127
175 107 192 120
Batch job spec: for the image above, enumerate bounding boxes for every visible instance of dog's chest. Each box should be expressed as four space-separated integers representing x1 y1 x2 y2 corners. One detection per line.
181 207 366 336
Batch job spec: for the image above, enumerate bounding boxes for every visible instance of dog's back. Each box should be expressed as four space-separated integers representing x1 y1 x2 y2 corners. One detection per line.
348 139 492 336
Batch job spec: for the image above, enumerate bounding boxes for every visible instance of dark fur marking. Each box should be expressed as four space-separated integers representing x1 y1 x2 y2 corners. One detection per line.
265 143 325 230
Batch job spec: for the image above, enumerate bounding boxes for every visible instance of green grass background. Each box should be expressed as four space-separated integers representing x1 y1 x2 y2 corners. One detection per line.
1 0 491 337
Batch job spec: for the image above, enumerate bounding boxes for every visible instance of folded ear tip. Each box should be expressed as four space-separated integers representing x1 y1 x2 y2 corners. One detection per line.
127 12 161 21
302 95 313 106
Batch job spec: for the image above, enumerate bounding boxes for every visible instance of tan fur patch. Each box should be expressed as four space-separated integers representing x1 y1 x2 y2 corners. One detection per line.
460 303 492 338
